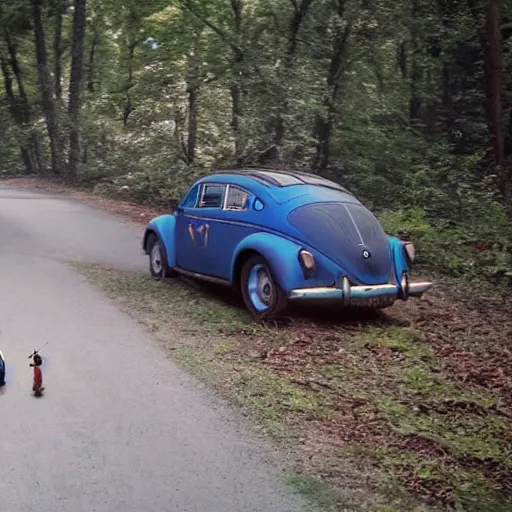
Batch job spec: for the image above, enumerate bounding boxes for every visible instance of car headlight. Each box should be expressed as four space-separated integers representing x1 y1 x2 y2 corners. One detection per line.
298 249 316 278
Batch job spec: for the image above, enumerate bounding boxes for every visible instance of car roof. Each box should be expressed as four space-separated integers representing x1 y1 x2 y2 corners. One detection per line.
209 168 351 193
192 168 360 207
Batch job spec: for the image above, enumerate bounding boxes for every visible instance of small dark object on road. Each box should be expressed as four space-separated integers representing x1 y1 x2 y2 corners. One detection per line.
0 350 5 387
29 351 44 397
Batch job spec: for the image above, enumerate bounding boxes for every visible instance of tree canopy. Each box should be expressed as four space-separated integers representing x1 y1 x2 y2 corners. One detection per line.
0 0 511 283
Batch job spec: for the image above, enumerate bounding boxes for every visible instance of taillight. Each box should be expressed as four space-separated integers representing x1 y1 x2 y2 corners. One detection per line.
298 249 316 279
403 242 416 263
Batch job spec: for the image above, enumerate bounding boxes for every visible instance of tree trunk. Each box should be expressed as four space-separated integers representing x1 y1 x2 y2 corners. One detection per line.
397 41 407 78
68 0 87 179
5 33 46 174
312 0 351 173
31 134 45 175
483 0 504 167
230 0 244 166
87 30 98 93
54 6 64 100
409 0 422 124
33 0 65 175
272 0 315 155
0 54 34 174
186 82 198 164
123 41 137 126
230 78 243 166
5 33 30 123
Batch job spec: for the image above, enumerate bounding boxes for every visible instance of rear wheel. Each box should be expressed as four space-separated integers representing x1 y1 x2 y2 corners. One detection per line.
240 255 287 320
147 233 177 279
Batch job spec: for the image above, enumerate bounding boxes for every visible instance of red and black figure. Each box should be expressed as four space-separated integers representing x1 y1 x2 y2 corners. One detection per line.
29 352 44 397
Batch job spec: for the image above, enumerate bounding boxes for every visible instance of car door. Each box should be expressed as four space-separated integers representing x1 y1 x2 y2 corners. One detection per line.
175 183 226 273
199 184 258 280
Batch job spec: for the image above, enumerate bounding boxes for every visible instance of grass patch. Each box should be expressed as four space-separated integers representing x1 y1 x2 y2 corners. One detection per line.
349 326 432 359
286 474 342 511
73 262 262 338
74 262 512 511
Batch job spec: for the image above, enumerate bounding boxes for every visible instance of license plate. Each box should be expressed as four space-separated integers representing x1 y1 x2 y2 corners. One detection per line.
349 295 396 309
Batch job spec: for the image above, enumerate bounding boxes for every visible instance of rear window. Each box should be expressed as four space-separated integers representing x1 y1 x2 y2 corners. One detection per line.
225 186 249 211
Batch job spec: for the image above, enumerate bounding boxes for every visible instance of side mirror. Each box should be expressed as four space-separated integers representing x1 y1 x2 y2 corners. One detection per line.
169 199 179 213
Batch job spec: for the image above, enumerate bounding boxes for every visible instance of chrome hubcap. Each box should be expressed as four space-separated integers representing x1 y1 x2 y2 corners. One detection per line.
248 264 274 312
151 242 163 274
258 274 273 305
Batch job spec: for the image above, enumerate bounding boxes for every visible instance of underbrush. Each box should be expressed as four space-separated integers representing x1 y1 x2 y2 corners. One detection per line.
379 207 512 290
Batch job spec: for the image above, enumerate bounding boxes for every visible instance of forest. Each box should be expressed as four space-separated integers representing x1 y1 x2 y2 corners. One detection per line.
0 0 511 285
1 1 512 510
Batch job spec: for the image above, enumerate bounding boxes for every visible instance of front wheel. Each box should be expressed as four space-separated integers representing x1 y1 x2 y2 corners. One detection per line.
147 233 177 279
240 255 287 320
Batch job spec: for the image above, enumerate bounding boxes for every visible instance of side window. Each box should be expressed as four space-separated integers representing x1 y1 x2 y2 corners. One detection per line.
225 186 249 211
198 184 225 208
181 185 199 208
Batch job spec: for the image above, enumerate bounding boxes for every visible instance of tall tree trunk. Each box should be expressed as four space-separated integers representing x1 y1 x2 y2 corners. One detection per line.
230 0 244 166
271 0 315 158
185 82 198 164
0 54 34 174
68 0 87 179
409 0 422 124
312 0 351 173
33 0 65 175
230 55 244 166
31 135 45 175
82 28 99 166
4 33 45 174
181 0 245 164
397 41 407 78
470 0 511 214
123 41 137 126
483 0 504 167
54 5 64 101
87 30 98 93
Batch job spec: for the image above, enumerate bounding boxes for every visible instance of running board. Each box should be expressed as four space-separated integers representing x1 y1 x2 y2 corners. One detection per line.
173 267 231 286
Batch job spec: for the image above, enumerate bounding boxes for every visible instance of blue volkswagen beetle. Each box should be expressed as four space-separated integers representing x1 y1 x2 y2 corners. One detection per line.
142 169 432 320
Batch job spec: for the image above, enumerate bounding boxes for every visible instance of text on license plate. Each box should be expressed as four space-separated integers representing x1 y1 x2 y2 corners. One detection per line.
349 295 396 308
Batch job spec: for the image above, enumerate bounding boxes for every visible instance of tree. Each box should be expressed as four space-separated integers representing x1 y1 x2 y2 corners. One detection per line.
68 0 87 178
0 0 510 285
312 0 353 173
32 0 65 175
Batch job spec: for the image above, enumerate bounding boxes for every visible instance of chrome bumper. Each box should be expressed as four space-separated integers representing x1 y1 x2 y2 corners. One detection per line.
288 278 433 307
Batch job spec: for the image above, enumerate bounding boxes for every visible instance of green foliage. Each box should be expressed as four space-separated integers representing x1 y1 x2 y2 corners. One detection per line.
0 0 511 286
379 206 512 284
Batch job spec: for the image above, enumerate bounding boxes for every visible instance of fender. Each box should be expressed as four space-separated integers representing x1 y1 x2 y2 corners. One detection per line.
144 214 177 268
388 235 410 282
231 233 309 292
